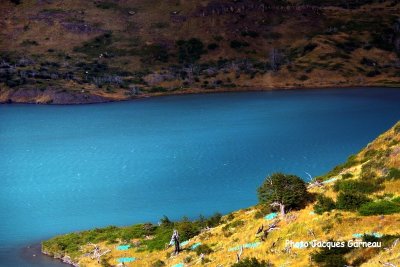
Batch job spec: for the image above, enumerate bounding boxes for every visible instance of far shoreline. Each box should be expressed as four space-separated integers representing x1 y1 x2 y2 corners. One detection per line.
1 85 400 106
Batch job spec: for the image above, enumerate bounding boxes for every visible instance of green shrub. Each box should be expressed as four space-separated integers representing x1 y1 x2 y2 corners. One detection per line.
254 204 271 219
311 242 352 267
206 212 222 227
96 2 118 9
176 218 201 241
394 123 400 134
194 244 213 255
141 44 169 64
73 32 113 57
184 256 193 263
231 257 273 267
176 38 205 63
342 173 353 179
333 180 381 194
160 215 172 227
336 192 370 211
386 168 400 180
222 220 245 232
226 213 235 221
393 197 400 204
143 226 174 251
314 195 336 214
152 260 166 267
359 200 400 215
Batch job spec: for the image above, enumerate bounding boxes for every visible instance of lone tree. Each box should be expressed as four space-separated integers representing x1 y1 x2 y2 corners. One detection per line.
257 173 308 216
176 38 205 64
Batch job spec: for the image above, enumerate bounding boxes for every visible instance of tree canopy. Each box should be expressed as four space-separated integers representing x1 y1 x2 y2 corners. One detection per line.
257 173 308 214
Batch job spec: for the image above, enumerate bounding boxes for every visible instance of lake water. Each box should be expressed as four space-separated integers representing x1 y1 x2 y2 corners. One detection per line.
1 88 400 266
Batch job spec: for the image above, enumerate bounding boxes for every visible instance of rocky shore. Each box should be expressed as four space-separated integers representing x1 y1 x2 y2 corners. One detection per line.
0 87 112 104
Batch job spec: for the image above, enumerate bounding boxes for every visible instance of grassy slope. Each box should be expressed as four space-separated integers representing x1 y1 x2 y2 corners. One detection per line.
42 122 400 266
0 0 400 103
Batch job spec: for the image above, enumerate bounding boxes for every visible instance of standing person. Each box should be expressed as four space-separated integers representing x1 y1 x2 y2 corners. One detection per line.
169 229 180 255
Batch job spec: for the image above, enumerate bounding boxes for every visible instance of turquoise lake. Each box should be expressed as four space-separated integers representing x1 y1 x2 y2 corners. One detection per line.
1 88 400 266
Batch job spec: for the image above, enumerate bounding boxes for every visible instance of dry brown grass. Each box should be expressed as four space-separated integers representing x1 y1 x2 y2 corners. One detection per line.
61 122 400 267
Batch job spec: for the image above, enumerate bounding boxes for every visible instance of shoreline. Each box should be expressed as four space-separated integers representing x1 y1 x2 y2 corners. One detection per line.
1 84 400 105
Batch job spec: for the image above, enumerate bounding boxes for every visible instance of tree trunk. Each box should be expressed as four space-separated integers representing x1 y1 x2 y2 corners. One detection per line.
279 203 285 217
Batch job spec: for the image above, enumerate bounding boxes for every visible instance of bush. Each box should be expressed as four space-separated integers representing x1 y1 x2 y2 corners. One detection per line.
194 244 213 255
386 168 400 180
183 256 193 263
207 43 219 50
152 260 166 267
176 38 205 63
141 44 169 64
222 220 245 232
298 75 309 81
74 32 113 58
96 2 118 9
336 192 370 211
359 200 400 215
394 123 400 134
311 243 352 267
333 180 381 194
241 30 259 38
314 195 336 214
206 212 222 227
342 173 353 179
366 70 381 77
231 257 273 267
230 40 249 49
257 173 308 213
160 215 172 227
176 217 201 241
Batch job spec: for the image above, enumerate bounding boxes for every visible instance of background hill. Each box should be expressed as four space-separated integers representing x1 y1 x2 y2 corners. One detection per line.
0 0 400 103
42 122 400 266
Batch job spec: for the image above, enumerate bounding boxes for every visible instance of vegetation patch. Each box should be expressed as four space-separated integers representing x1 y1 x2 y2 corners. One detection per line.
231 257 273 267
386 168 400 180
194 244 213 255
311 242 353 267
176 38 205 64
359 200 400 215
314 195 336 214
336 192 370 211
333 180 382 194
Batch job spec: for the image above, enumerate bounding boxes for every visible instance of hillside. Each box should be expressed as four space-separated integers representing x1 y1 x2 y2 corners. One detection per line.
42 121 400 266
1 0 400 103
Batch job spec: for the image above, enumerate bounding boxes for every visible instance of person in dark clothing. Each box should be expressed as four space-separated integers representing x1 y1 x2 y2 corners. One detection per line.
169 230 180 255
